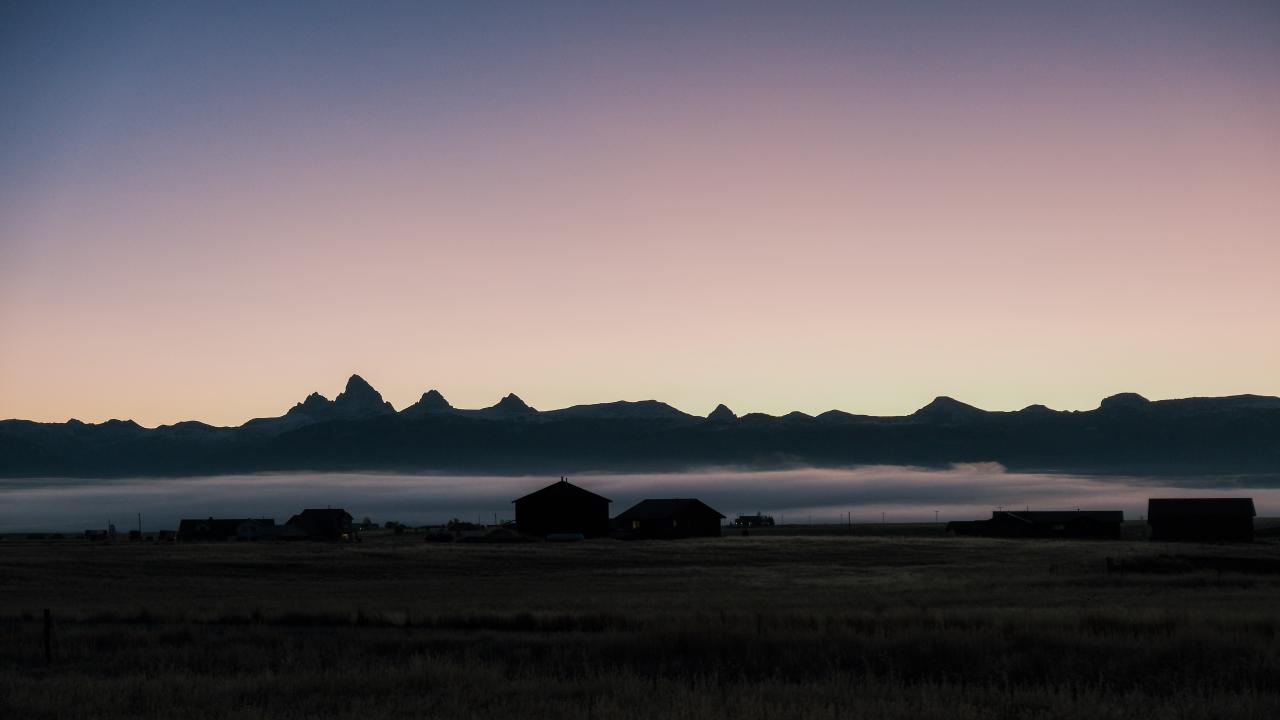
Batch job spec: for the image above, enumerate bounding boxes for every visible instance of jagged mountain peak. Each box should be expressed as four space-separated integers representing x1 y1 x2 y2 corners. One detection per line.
707 404 737 422
404 389 453 413
333 374 395 416
286 392 332 416
484 393 537 415
342 374 376 395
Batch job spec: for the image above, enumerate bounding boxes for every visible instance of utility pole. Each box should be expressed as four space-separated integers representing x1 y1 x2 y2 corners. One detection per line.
934 510 939 524
137 513 142 534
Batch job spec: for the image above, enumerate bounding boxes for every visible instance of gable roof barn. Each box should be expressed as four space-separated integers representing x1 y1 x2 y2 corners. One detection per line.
512 477 611 538
513 477 611 505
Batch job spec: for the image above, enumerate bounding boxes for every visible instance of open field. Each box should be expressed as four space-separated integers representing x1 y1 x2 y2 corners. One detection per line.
3 528 1280 719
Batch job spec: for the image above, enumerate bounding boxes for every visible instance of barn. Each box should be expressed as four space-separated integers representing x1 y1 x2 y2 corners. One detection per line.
285 508 355 541
1147 498 1256 542
512 477 610 538
614 499 726 539
947 510 1123 540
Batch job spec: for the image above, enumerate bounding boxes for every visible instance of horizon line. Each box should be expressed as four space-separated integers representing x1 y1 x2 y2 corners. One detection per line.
5 373 1277 430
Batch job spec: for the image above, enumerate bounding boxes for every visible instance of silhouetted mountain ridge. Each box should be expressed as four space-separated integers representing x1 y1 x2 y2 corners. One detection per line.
2 377 1278 478
544 400 691 420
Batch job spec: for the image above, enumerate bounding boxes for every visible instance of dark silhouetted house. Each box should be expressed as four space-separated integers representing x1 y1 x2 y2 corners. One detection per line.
947 510 1123 540
1147 498 1255 542
177 518 276 542
512 477 610 538
284 509 354 541
734 513 775 528
615 499 725 539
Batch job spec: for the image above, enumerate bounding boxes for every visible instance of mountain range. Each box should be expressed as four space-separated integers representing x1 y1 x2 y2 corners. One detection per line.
2 374 1279 478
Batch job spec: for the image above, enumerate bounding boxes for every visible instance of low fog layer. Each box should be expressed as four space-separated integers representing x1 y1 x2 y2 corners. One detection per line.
2 465 1277 532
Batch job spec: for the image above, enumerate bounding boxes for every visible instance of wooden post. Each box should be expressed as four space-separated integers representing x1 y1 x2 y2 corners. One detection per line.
43 608 52 665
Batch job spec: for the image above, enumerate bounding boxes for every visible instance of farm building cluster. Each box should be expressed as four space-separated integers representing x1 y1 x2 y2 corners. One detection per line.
508 479 1259 543
177 508 354 542
946 498 1258 542
90 479 1259 544
512 478 727 540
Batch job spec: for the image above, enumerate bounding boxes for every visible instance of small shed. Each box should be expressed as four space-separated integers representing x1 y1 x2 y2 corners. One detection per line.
947 510 1123 540
512 477 610 538
1147 498 1256 542
734 513 775 528
615 499 725 539
285 508 354 541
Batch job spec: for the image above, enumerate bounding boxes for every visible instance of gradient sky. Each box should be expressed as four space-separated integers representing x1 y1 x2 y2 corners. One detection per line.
2 1 1278 427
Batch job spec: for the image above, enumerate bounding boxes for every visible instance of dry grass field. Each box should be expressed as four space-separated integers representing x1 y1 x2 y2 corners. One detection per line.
3 526 1279 719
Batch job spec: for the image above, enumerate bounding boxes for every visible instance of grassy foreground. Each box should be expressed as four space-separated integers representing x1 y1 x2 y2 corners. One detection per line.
2 528 1279 719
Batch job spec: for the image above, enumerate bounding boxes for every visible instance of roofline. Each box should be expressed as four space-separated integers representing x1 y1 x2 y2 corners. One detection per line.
615 498 727 519
512 479 612 504
1146 498 1257 517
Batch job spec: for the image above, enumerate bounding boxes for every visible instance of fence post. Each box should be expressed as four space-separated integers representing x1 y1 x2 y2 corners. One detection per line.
44 608 52 665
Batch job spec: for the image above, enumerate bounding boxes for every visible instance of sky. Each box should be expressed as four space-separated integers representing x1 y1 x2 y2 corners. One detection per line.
2 1 1278 427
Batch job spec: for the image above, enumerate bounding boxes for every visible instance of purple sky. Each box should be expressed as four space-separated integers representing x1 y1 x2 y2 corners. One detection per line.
2 1 1278 425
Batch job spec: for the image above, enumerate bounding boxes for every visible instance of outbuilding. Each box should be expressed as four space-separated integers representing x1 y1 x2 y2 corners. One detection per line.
284 508 355 541
614 499 725 539
177 518 276 542
513 477 610 538
947 510 1123 540
1147 498 1255 542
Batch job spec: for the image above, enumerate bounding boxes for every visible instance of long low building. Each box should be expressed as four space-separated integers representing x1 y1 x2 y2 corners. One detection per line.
177 518 276 542
177 508 355 542
1147 498 1255 542
614 499 725 539
947 510 1124 540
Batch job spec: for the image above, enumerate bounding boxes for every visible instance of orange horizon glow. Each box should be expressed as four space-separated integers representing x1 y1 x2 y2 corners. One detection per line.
2 2 1278 427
